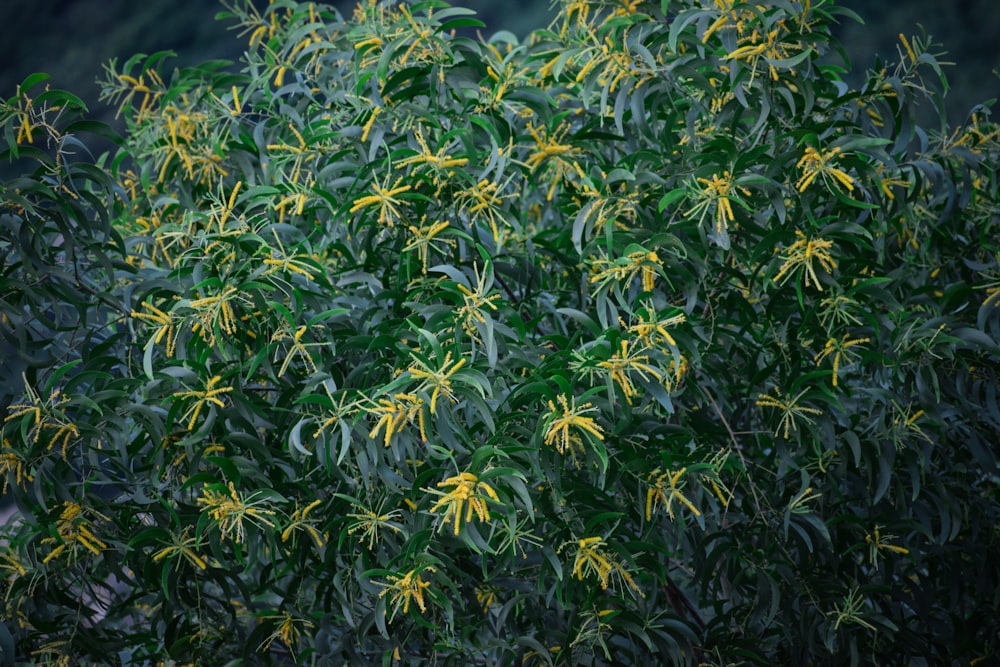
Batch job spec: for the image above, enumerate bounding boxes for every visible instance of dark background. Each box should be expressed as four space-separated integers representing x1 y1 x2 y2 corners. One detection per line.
0 1 998 130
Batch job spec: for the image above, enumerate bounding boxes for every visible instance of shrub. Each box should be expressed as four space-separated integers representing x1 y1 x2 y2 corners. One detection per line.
2 1 999 664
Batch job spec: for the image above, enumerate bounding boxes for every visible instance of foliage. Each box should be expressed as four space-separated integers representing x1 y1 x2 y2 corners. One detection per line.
2 1 999 664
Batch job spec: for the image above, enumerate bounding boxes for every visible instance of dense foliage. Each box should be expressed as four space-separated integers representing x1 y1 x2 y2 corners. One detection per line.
2 1 999 664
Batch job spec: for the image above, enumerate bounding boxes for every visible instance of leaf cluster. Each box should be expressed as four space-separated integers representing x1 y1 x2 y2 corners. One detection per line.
1 1 999 665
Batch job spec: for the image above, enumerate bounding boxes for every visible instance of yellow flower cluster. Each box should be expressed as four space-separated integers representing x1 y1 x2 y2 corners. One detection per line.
524 121 586 201
590 250 661 293
724 25 799 83
271 325 319 378
404 218 453 274
258 611 314 656
408 351 467 414
396 126 469 173
349 175 412 226
542 394 605 455
172 375 234 432
132 301 178 356
281 499 325 550
772 231 837 291
796 146 855 193
815 334 870 387
429 471 500 536
41 501 108 564
189 286 243 347
152 526 208 571
454 178 511 246
0 548 27 579
367 393 426 447
702 0 767 44
755 388 824 439
645 468 700 521
6 82 65 146
346 499 403 550
597 340 663 403
687 171 749 237
197 481 277 544
152 103 228 186
379 565 435 617
0 443 33 492
455 264 503 337
865 525 910 567
3 386 78 457
569 536 641 595
624 304 685 352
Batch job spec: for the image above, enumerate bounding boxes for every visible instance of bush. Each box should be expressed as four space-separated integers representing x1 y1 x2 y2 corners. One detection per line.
2 1 999 664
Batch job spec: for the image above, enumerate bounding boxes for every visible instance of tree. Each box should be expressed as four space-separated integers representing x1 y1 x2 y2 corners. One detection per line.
2 1 998 665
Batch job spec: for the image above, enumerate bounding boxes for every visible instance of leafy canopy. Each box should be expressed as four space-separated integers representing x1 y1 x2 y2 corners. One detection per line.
2 0 999 665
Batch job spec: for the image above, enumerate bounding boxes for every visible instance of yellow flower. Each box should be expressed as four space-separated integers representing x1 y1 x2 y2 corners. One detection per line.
772 230 837 291
366 393 426 447
188 285 245 347
597 340 663 403
624 303 685 351
524 121 579 171
795 146 855 193
828 587 878 632
379 565 435 617
662 354 689 393
814 334 870 387
524 121 585 200
109 67 165 119
403 218 454 273
262 247 319 282
281 499 326 550
890 400 932 448
590 249 661 293
475 585 500 613
542 394 605 455
686 171 750 240
257 612 314 656
568 536 641 595
131 300 178 356
172 375 234 431
346 498 404 550
755 388 824 439
569 34 655 95
360 104 381 141
30 640 72 667
271 325 320 378
973 255 1000 307
150 104 224 185
349 175 412 226
455 262 503 336
865 524 910 569
429 471 500 535
0 548 28 578
818 292 863 329
788 486 822 513
197 481 277 544
152 526 209 571
876 163 911 200
898 33 918 65
454 178 511 246
407 350 467 414
396 126 469 173
701 0 756 44
3 382 78 457
723 25 799 82
40 501 108 564
645 468 701 521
